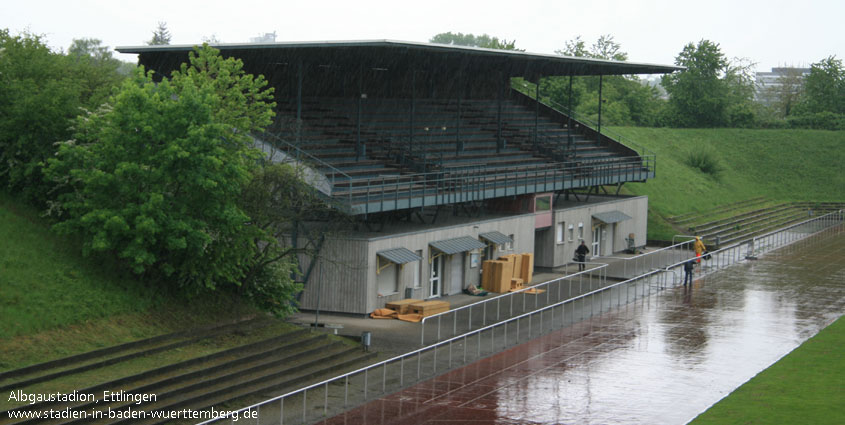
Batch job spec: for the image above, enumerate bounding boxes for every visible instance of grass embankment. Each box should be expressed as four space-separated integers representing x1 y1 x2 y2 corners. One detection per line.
691 316 844 425
610 128 845 240
0 192 258 371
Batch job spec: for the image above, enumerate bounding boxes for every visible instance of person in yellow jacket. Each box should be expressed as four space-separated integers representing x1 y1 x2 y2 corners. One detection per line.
694 236 706 263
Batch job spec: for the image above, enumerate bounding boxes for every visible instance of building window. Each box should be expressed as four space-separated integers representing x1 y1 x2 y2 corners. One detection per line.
507 234 515 251
377 264 399 296
556 222 565 244
578 222 584 240
568 224 574 242
535 195 551 212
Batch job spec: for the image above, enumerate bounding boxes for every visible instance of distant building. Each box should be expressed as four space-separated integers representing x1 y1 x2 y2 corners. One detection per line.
249 32 277 43
755 67 810 106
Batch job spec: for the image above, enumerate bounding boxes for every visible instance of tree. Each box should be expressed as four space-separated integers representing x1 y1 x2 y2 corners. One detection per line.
799 56 845 114
46 45 276 293
0 30 91 201
148 22 171 46
541 35 664 126
67 38 128 107
661 40 756 127
430 32 521 51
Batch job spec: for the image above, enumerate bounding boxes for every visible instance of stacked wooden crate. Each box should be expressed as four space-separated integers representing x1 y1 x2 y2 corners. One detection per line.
481 253 535 292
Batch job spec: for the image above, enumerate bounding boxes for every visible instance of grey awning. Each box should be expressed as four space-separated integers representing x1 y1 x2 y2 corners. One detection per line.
593 211 632 224
376 247 422 265
478 231 513 246
429 236 487 255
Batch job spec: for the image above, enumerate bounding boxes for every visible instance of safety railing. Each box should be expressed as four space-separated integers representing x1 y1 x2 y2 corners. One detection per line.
255 131 352 194
197 210 841 425
603 238 697 279
420 262 608 346
511 80 657 159
660 210 843 286
343 154 655 215
198 260 688 425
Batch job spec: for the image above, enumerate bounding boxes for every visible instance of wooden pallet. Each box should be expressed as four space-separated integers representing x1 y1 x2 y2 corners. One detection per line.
409 300 450 317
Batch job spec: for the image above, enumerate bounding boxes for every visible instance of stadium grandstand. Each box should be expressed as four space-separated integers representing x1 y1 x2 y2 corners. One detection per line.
118 40 681 315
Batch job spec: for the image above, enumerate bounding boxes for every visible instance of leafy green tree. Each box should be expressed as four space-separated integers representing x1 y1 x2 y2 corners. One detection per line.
67 38 129 107
46 45 276 292
538 35 664 126
148 22 171 45
799 56 845 114
661 40 755 127
0 30 86 201
430 32 521 51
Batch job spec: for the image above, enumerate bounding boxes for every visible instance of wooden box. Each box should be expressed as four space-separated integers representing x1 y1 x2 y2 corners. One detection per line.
492 259 514 293
510 277 524 291
409 300 450 317
386 298 422 315
511 254 523 279
520 253 534 284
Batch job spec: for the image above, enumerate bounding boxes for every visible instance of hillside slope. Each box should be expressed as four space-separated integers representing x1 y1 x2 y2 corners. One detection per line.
612 128 845 239
0 193 256 371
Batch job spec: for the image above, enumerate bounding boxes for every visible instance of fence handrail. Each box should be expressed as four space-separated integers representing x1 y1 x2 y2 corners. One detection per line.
197 209 843 425
511 80 656 159
603 238 694 261
419 262 609 342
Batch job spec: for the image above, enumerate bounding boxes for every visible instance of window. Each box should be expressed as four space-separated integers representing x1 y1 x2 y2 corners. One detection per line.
556 222 565 244
535 196 551 212
578 222 584 240
377 264 399 296
506 234 515 251
568 223 574 242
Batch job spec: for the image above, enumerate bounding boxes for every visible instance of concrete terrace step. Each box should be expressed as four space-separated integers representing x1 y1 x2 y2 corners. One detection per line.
3 329 315 425
0 318 270 394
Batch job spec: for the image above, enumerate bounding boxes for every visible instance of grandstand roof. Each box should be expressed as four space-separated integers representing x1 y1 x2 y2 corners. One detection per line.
117 39 682 78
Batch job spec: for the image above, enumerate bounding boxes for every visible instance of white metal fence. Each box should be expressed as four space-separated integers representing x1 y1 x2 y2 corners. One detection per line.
197 210 842 425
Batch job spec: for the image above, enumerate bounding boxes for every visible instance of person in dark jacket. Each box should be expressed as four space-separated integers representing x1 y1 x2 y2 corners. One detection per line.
575 241 590 271
683 258 695 286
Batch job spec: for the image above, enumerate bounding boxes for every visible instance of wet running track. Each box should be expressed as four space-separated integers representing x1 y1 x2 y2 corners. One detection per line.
319 228 844 425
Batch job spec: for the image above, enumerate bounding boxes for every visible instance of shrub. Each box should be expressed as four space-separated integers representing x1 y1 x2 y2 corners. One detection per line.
684 149 723 177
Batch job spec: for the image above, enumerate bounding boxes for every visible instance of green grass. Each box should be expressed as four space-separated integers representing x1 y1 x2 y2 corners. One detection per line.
0 192 258 371
690 316 845 425
611 127 845 239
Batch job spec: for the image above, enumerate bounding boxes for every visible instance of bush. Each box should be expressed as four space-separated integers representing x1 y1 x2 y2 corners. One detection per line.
684 148 723 177
787 112 845 130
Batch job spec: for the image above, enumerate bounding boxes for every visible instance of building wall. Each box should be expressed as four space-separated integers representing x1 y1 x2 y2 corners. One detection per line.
300 213 535 314
535 196 648 268
298 238 370 315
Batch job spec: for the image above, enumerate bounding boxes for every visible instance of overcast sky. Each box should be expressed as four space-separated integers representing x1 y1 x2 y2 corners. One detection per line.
2 0 842 73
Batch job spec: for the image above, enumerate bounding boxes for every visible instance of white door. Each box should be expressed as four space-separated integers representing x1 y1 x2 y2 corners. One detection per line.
449 254 464 295
592 226 601 258
429 255 442 298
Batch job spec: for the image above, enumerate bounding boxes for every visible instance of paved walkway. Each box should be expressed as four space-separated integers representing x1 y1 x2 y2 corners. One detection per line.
317 227 844 424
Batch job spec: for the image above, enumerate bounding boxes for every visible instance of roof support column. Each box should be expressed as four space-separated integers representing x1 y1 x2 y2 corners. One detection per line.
597 74 603 142
534 78 540 150
410 69 416 158
497 71 503 153
456 70 463 155
296 59 303 144
356 64 363 161
567 74 573 156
